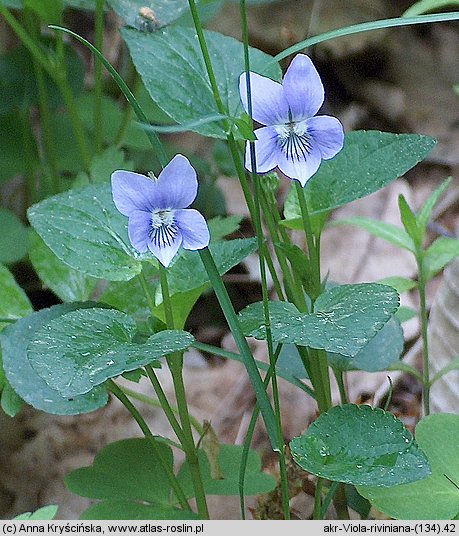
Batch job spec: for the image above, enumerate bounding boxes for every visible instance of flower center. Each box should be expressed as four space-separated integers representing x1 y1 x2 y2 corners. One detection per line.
274 120 312 162
149 209 178 248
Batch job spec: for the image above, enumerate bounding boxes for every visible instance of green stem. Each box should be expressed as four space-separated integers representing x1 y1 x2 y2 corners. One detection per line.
159 265 209 520
107 380 191 511
334 369 348 405
199 248 279 450
295 181 319 301
187 0 226 117
333 484 350 519
24 10 60 195
417 252 430 415
143 365 188 444
313 478 324 519
121 384 204 436
240 0 289 516
239 344 290 519
94 0 105 154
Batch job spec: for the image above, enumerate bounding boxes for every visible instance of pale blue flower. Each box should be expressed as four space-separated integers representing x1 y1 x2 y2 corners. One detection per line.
239 54 344 186
111 154 210 267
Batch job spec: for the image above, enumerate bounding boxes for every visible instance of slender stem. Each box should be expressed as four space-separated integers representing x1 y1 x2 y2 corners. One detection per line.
143 366 188 443
295 181 320 300
107 380 191 511
334 369 348 405
138 271 156 314
239 344 283 519
313 478 324 519
187 0 226 117
199 248 279 450
417 251 430 415
121 383 204 436
24 10 60 195
159 265 209 520
240 0 289 517
333 484 350 519
94 0 105 154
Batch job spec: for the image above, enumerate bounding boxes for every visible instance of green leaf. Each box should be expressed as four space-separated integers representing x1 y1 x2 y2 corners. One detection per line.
328 317 404 373
238 283 399 357
331 217 415 252
27 307 194 397
1 303 108 415
358 413 459 519
109 0 187 29
423 237 459 279
377 276 417 294
29 232 96 302
398 194 420 246
24 0 63 23
66 438 173 503
80 500 198 520
416 177 452 237
290 404 430 487
208 215 242 241
66 437 198 519
1 381 23 416
395 306 418 323
166 238 258 295
27 183 142 281
121 25 281 138
13 505 59 520
0 208 28 264
282 131 436 225
177 444 276 497
101 238 256 328
0 264 32 331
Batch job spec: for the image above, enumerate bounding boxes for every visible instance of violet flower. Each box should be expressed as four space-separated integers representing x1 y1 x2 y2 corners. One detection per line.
239 54 344 186
111 154 210 267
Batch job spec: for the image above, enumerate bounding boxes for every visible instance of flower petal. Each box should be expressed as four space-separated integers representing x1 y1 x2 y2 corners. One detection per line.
154 154 198 209
307 115 344 160
239 72 289 125
148 230 183 268
111 170 156 216
245 126 280 173
175 209 210 250
283 54 324 119
277 143 322 187
127 210 151 253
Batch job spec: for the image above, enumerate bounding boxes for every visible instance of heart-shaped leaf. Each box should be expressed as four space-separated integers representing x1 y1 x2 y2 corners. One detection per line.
121 25 281 138
28 184 141 281
29 232 96 303
27 307 194 397
238 283 399 357
66 437 198 520
1 303 108 415
358 413 459 519
290 404 430 487
328 317 404 373
283 131 436 224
